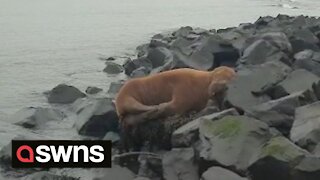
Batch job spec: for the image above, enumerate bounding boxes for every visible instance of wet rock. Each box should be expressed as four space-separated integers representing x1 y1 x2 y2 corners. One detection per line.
47 84 86 104
25 172 78 180
201 167 247 180
93 165 135 180
172 108 239 147
225 61 291 112
123 57 152 76
248 136 309 180
8 107 64 129
246 91 317 136
131 67 150 78
271 69 320 99
163 148 198 180
292 156 320 180
104 62 124 74
199 115 272 175
107 81 124 95
73 98 119 138
293 50 320 77
290 101 320 151
85 86 102 94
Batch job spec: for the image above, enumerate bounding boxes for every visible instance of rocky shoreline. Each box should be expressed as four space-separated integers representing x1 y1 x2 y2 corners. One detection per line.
1 14 320 180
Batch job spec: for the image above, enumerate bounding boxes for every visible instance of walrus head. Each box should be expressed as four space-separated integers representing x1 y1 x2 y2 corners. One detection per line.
208 66 236 97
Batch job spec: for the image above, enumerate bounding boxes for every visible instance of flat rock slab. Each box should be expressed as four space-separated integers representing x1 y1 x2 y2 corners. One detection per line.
199 115 272 174
226 61 291 112
290 101 320 151
202 167 248 180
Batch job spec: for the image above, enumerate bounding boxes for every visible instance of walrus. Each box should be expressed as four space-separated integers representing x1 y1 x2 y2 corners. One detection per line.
115 66 236 129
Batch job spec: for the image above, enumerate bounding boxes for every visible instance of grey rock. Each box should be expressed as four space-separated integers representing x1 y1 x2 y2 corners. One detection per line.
201 167 247 180
272 69 320 99
25 172 78 180
313 144 320 157
104 62 124 74
131 66 150 78
199 115 272 175
93 165 135 180
85 86 102 94
147 47 173 68
172 108 239 147
248 136 309 180
73 98 119 138
246 91 317 136
8 107 64 129
293 50 320 77
123 57 152 76
173 26 193 38
47 84 86 104
226 61 291 112
291 101 320 151
292 156 320 180
107 81 124 95
163 148 199 180
103 131 120 143
288 28 320 53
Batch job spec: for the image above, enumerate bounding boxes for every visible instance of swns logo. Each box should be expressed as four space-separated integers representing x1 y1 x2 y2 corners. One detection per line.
12 140 111 168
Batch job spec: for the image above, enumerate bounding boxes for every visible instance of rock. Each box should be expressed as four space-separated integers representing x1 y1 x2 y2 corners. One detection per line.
290 101 320 151
225 61 291 112
248 136 309 180
172 108 239 147
85 86 102 94
24 172 78 180
246 91 317 136
163 148 199 180
313 144 320 157
106 57 116 61
92 165 135 180
131 67 150 78
73 98 119 138
104 62 124 74
173 26 193 38
103 132 120 143
136 43 150 57
271 69 320 99
288 28 320 53
123 57 152 76
292 156 320 180
199 115 272 175
147 47 173 68
8 107 64 129
293 50 320 77
201 167 247 180
107 81 124 95
134 177 151 180
47 84 86 104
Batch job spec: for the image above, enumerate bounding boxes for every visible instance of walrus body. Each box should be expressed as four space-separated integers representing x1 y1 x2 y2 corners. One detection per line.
115 66 235 128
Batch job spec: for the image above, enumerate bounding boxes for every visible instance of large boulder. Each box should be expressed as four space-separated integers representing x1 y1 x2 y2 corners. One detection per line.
73 98 119 138
103 62 124 74
47 84 86 104
147 47 173 68
291 156 320 180
248 136 309 180
225 61 291 112
201 167 247 180
290 101 320 151
271 69 320 99
199 115 272 175
123 57 152 76
8 107 64 129
293 50 320 77
287 28 320 53
163 148 199 180
246 91 317 136
171 108 239 147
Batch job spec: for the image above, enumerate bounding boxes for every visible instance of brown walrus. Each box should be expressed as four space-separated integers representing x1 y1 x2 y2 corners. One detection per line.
115 66 236 129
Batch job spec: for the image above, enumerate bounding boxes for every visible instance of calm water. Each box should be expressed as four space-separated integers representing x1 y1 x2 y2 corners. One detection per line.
0 0 319 119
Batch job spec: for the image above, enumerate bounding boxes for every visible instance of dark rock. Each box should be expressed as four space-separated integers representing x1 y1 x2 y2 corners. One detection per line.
25 172 78 180
47 84 86 104
104 62 124 74
123 57 152 76
202 167 247 180
313 144 320 157
107 81 124 95
163 148 198 180
136 43 150 57
172 26 193 38
246 91 317 136
248 136 309 180
292 156 320 180
171 108 239 147
73 98 119 138
199 115 272 175
226 61 291 112
85 86 102 94
271 69 320 99
293 50 320 77
92 165 135 180
290 101 320 151
8 107 64 129
107 57 116 61
288 28 320 53
147 47 173 68
103 132 120 143
131 67 150 78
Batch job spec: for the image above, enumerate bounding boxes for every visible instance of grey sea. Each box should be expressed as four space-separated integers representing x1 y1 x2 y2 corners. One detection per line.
0 0 320 119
